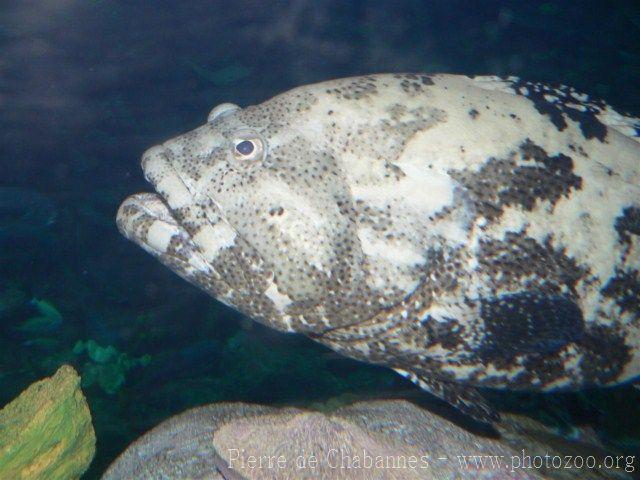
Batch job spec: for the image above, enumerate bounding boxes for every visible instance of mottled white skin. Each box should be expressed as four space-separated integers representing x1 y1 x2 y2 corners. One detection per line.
118 74 640 421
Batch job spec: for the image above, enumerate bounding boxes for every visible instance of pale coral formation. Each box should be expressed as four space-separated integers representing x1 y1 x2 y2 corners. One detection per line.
104 400 635 479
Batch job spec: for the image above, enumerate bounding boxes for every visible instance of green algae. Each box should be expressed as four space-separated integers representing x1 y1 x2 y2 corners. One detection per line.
73 340 151 395
0 365 95 480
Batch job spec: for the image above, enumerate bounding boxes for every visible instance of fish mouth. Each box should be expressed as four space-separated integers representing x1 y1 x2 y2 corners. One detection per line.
117 192 182 255
117 145 193 252
116 143 220 279
116 190 225 289
117 144 241 289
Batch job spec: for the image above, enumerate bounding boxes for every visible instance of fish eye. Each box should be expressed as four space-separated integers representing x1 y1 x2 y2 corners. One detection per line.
232 136 264 162
235 140 254 156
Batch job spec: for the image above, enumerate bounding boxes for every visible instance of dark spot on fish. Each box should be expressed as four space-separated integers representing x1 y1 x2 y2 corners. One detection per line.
563 107 608 142
420 75 434 85
568 143 589 158
422 246 462 294
614 206 640 245
507 78 609 142
520 139 576 177
601 268 640 318
268 206 284 216
478 292 584 362
421 315 466 350
385 161 406 180
579 325 631 384
515 84 567 132
400 80 423 94
449 140 582 221
511 354 568 388
468 108 479 119
478 231 589 297
325 78 378 100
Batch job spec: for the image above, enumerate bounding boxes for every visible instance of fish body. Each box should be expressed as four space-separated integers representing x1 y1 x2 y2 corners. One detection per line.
118 74 640 421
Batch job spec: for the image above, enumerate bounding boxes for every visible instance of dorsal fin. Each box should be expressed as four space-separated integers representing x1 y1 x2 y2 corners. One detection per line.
469 75 640 144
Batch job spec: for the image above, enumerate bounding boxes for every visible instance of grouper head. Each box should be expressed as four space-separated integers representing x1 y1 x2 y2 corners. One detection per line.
117 73 640 421
117 79 432 335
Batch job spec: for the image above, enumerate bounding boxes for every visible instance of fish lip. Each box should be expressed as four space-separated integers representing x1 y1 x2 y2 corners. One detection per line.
116 192 175 242
116 191 175 223
139 143 240 240
125 145 204 241
140 144 199 215
122 145 239 256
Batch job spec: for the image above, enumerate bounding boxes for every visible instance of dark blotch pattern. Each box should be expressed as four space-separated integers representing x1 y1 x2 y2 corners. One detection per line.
507 77 609 142
449 139 582 221
393 73 435 96
614 206 640 245
601 268 640 318
468 108 479 119
324 76 379 100
478 292 584 361
421 315 466 350
579 326 631 384
478 231 589 297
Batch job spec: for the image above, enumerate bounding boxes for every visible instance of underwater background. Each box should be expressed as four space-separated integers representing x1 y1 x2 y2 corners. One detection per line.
1 1 639 477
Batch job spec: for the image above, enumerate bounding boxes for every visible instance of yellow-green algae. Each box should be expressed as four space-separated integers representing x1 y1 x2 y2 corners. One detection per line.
0 365 95 479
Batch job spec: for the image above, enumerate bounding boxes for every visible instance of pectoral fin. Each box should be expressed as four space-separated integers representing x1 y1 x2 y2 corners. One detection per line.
395 368 499 424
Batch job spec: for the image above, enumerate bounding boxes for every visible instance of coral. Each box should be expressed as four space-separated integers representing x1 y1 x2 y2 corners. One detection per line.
105 399 635 479
0 365 95 480
73 340 151 395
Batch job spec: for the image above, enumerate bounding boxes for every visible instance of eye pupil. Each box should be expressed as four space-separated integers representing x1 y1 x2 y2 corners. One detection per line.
236 140 255 156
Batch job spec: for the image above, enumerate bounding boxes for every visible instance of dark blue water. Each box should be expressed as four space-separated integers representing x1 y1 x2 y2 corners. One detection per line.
1 1 639 477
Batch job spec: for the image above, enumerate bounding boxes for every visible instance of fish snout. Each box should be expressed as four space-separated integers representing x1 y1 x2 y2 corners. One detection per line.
141 145 169 185
140 145 194 212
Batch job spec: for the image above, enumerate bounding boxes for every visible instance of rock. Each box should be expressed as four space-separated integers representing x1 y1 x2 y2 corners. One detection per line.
103 400 634 479
0 365 96 480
